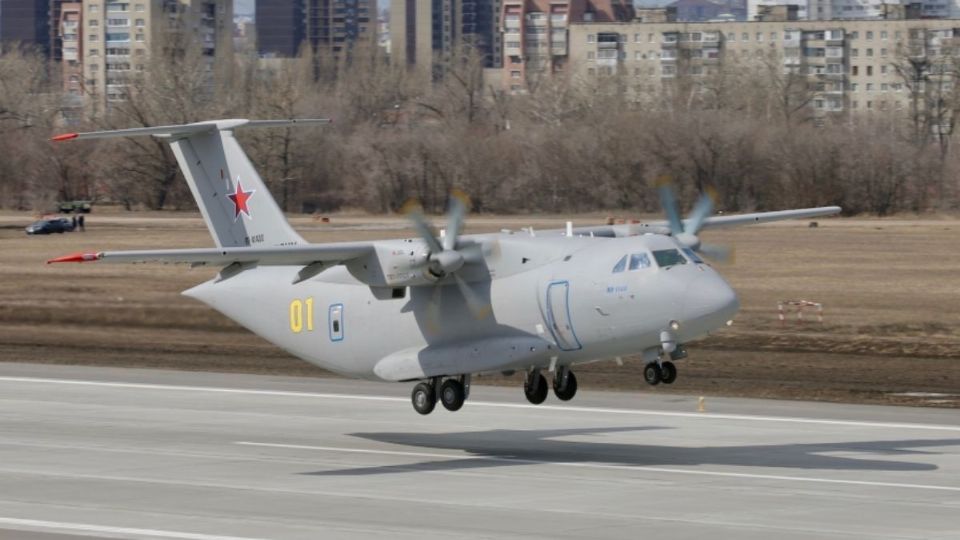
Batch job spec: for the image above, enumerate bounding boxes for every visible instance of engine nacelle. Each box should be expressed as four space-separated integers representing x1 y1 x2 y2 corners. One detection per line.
345 240 441 287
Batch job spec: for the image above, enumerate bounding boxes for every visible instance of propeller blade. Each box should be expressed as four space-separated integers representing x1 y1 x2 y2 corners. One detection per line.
401 199 443 254
685 188 716 235
655 176 683 236
443 189 470 251
699 243 734 264
454 273 492 320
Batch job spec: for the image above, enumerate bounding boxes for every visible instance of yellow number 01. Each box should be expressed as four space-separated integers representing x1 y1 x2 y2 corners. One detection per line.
289 297 314 333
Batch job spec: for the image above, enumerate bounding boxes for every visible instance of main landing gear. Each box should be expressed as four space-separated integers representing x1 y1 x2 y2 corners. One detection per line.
411 375 470 415
523 367 578 405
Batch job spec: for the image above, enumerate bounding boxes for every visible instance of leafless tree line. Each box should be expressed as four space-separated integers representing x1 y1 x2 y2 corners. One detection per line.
1 37 958 217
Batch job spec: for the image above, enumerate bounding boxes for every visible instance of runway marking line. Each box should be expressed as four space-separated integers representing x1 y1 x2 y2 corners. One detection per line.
1 375 959 432
0 517 263 540
236 441 960 493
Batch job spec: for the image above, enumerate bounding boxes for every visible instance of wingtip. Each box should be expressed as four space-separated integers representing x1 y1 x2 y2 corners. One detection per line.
47 252 100 264
51 133 79 142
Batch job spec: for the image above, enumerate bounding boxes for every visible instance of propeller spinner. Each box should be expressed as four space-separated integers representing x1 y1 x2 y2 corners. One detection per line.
656 179 733 263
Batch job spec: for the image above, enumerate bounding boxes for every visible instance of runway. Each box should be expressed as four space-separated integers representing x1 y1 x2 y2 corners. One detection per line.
0 363 957 540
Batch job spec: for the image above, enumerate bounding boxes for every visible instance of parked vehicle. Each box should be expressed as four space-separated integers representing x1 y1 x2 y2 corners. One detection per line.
25 217 75 235
57 201 92 214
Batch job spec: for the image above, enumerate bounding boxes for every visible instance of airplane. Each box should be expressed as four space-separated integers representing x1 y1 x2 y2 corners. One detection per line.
48 119 841 415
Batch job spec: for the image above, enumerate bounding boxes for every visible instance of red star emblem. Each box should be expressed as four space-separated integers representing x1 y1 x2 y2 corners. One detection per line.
227 177 255 219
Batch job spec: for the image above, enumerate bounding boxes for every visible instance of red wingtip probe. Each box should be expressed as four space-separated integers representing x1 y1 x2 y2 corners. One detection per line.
47 252 100 264
51 133 79 142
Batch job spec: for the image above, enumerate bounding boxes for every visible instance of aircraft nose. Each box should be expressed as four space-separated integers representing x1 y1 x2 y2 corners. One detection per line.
683 273 740 328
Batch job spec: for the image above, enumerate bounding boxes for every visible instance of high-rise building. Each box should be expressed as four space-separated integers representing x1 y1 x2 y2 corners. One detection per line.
390 0 502 76
0 0 50 55
255 0 372 61
57 2 83 96
255 0 305 57
79 0 233 108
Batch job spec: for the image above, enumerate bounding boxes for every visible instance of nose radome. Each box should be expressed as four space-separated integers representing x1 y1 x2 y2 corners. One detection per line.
683 274 740 326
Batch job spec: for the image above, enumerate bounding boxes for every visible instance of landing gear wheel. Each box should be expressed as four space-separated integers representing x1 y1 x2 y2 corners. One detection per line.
524 372 549 405
411 382 437 415
643 363 662 386
660 361 677 385
553 370 578 401
439 379 466 412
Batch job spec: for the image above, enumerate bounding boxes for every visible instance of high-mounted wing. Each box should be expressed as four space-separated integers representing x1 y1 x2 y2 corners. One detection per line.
570 206 841 238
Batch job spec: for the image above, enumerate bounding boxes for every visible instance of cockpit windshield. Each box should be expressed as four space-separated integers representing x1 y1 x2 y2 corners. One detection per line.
681 248 703 264
652 249 687 268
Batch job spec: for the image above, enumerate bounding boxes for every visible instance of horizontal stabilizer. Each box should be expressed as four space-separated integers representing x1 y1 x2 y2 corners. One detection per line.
51 118 332 142
48 243 373 266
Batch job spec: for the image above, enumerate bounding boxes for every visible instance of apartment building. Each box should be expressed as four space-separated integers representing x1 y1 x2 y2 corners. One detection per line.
58 2 83 96
390 0 501 76
562 16 958 116
500 0 633 92
79 0 232 108
747 0 960 20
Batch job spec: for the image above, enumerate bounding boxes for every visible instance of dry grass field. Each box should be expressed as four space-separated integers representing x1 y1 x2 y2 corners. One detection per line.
1 210 958 407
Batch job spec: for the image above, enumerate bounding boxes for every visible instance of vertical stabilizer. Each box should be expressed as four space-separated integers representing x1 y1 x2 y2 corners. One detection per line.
168 128 303 248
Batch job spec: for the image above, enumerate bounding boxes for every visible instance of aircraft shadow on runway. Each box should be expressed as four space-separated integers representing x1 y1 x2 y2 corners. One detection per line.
303 426 960 477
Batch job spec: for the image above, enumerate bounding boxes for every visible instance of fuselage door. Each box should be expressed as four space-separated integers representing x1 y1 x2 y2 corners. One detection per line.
545 281 582 351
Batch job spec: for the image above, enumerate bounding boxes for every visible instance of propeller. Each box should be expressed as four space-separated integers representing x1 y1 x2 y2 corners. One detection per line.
403 191 493 326
656 178 734 264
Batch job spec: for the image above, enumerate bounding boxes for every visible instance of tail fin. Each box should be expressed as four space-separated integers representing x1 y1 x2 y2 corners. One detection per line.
53 119 330 248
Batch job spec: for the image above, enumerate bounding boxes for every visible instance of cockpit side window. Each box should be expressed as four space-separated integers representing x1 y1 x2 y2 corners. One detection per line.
629 253 651 271
612 255 628 273
652 249 688 268
682 248 704 264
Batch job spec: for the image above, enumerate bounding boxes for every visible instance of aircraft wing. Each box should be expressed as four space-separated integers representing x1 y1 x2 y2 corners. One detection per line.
569 206 841 238
47 242 374 266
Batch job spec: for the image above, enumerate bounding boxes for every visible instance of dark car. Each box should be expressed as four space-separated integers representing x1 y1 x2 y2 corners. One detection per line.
25 217 75 235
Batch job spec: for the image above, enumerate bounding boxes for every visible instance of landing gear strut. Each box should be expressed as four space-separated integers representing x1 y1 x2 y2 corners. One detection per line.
524 369 549 404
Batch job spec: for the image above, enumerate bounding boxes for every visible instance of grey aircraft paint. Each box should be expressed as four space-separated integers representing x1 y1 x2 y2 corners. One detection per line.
48 119 840 413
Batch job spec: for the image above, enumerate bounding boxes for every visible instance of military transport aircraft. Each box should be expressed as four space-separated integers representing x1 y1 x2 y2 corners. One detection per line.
49 119 840 415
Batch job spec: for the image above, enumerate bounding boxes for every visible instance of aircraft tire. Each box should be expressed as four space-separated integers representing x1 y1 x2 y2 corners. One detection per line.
524 372 549 405
643 363 662 386
660 361 677 384
439 379 466 412
553 371 578 401
411 382 437 415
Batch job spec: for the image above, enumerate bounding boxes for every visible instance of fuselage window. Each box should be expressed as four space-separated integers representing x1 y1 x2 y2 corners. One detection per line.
682 248 704 264
629 252 651 270
652 249 687 268
612 255 627 273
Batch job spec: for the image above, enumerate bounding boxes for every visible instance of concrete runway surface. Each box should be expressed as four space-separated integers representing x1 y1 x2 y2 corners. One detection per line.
0 363 957 540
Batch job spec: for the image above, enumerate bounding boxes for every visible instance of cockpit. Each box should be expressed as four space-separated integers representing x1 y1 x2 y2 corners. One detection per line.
611 247 703 273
